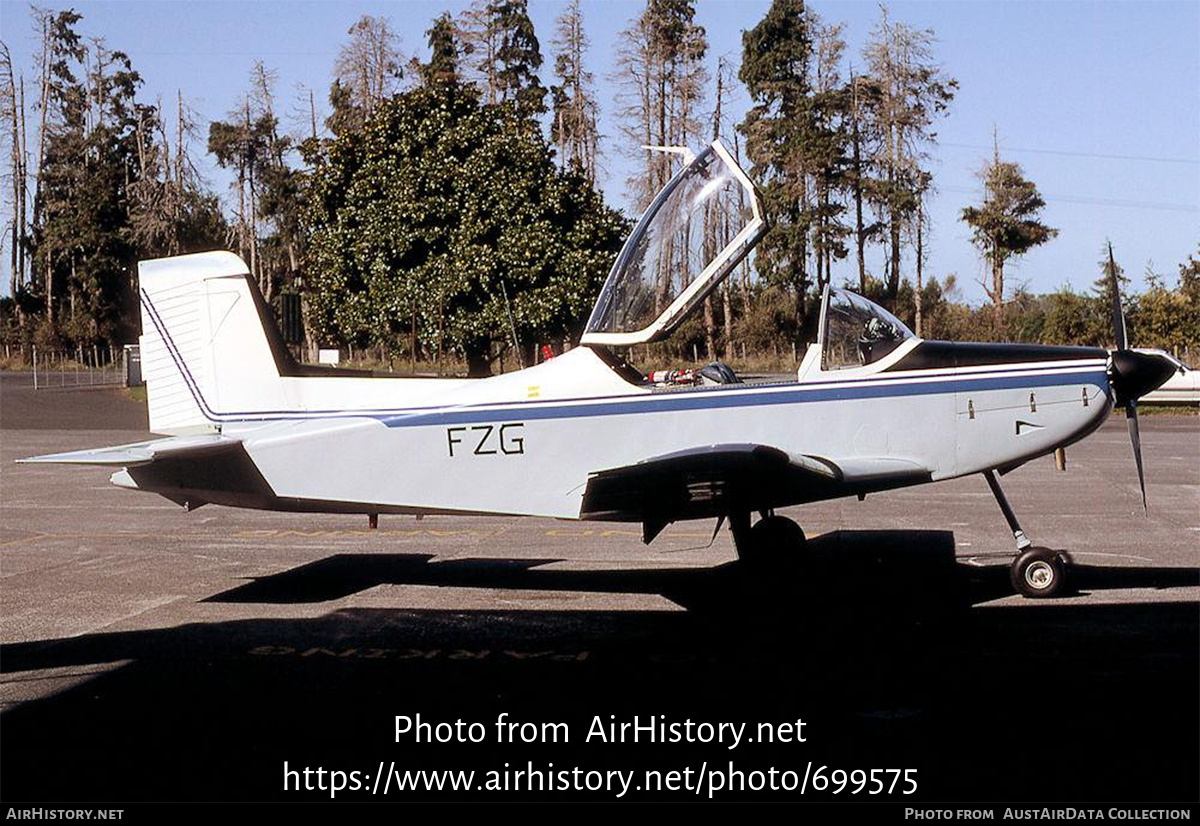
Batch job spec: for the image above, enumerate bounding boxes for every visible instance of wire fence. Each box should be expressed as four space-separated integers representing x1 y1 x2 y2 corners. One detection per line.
1 344 128 389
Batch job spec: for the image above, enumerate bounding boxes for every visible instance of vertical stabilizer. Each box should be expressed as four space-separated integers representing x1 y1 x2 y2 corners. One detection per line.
138 251 290 434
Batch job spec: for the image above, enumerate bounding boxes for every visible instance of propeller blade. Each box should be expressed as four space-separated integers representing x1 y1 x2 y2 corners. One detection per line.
1125 401 1147 513
1108 243 1127 351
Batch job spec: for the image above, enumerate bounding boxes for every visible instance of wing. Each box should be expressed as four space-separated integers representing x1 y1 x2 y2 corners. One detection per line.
580 443 930 541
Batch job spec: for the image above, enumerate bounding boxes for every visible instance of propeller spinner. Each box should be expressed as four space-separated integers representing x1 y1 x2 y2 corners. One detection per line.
1104 244 1182 512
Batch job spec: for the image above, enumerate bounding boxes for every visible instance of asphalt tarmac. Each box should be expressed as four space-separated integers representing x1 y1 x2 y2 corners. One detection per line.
1 373 1197 802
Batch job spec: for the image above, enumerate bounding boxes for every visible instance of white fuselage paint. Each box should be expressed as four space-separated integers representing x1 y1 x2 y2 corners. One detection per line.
217 346 1112 520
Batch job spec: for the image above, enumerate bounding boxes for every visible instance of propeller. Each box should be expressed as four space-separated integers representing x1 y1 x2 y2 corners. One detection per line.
1104 244 1179 513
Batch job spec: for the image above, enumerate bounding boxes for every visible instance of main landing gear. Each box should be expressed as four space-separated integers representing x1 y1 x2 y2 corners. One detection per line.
730 509 808 569
983 469 1070 598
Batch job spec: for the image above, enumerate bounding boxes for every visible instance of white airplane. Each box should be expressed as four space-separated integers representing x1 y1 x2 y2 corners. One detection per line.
22 140 1182 599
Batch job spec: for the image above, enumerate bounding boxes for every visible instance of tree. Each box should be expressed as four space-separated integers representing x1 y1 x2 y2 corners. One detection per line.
613 0 708 210
1 43 30 298
332 15 404 131
739 0 824 332
1042 287 1099 347
862 4 955 305
549 0 598 182
128 91 226 259
303 80 628 377
460 0 545 118
208 91 271 293
1130 261 1197 354
30 11 149 344
418 13 465 90
960 139 1057 336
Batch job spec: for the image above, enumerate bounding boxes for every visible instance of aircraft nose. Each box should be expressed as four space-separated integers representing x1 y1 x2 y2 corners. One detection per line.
1109 350 1180 406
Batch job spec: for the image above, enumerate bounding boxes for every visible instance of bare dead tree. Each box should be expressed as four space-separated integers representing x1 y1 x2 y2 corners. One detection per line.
1 43 30 294
461 1 500 104
334 15 404 116
550 0 598 183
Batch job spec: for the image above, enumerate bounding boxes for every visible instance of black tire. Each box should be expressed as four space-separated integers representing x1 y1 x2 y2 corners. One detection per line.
736 514 807 568
1010 547 1067 598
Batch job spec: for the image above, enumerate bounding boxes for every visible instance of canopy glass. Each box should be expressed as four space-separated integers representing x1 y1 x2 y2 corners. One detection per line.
582 141 765 347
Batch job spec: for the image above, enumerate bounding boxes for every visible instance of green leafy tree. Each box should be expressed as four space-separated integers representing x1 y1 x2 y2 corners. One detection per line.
1130 263 1194 353
303 80 627 376
1042 287 1100 347
960 143 1057 337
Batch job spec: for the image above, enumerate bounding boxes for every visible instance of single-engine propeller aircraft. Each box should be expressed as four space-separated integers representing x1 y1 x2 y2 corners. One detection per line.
22 140 1182 598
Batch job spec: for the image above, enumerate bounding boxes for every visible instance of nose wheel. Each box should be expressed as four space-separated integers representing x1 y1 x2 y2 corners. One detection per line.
984 469 1072 598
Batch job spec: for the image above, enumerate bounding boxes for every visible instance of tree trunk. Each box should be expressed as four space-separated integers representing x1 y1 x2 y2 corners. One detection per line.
722 283 732 359
703 296 715 361
915 209 924 337
465 339 492 378
992 257 1005 338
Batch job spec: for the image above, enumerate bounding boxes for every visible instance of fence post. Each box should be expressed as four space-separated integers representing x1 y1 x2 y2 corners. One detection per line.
32 346 38 390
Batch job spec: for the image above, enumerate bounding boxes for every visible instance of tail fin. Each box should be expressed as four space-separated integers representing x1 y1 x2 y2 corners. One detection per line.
138 251 290 434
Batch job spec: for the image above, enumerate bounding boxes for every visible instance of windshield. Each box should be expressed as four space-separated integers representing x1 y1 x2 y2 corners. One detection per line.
582 141 762 345
821 288 915 370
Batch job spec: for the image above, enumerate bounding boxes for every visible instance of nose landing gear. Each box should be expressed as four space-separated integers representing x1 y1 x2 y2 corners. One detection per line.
984 469 1071 598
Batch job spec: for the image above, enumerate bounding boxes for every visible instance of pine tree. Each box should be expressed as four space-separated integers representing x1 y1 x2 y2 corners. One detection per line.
419 13 464 90
461 1 546 118
960 138 1057 336
493 0 546 118
739 0 823 331
30 11 150 344
1 43 30 297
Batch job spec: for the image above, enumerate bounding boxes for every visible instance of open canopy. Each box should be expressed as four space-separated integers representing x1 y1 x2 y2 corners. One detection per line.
581 140 765 347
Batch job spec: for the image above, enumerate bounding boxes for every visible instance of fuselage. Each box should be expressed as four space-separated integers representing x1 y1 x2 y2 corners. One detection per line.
115 339 1114 520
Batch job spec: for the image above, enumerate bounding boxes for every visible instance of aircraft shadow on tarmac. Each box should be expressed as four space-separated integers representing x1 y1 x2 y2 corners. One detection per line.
1 529 1196 801
202 529 1200 612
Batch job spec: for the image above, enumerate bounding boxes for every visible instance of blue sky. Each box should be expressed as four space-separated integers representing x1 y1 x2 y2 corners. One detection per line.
1 0 1197 305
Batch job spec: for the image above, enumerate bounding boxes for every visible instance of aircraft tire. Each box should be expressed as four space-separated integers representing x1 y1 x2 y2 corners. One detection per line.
738 515 807 568
1010 547 1067 598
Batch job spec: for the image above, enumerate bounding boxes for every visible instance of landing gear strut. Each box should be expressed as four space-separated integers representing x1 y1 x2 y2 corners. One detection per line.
730 509 807 568
983 469 1068 598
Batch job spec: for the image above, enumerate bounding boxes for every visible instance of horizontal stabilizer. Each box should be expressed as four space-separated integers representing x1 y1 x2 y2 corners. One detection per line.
18 434 240 467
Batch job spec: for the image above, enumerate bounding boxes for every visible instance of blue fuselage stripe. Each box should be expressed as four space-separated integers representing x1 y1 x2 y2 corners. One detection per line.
373 370 1110 429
